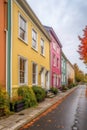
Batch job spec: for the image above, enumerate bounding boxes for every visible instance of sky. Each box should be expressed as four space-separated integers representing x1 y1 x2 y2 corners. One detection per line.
26 0 87 73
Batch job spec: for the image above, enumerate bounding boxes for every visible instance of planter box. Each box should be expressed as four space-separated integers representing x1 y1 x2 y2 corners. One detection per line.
0 108 5 117
10 101 25 112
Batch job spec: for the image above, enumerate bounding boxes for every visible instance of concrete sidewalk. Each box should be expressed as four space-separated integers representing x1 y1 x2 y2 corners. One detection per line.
0 87 78 130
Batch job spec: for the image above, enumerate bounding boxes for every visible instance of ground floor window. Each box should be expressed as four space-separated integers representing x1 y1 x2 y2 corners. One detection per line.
19 56 28 85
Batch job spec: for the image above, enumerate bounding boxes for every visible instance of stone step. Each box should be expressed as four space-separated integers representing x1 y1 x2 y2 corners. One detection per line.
46 92 55 98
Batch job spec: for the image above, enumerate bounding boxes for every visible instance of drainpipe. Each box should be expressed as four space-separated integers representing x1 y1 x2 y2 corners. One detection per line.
7 0 12 97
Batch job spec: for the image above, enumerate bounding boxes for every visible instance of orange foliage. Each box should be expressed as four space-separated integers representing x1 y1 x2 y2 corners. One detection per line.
78 26 87 64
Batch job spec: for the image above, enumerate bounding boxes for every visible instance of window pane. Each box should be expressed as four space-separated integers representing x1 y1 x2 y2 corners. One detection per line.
41 39 44 55
20 28 25 40
19 15 26 41
20 58 26 84
32 30 37 49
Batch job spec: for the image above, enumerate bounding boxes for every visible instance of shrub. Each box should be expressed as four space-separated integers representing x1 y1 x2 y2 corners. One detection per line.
17 86 37 108
0 87 10 116
62 85 68 91
50 87 58 95
32 86 46 102
68 83 76 89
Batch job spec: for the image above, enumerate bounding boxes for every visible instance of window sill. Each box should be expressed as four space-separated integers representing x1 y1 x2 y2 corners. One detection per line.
32 83 38 86
18 37 28 45
19 83 28 86
40 53 45 58
31 47 38 53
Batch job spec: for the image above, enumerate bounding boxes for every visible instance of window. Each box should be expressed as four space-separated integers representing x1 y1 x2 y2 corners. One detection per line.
57 47 59 53
53 42 56 51
19 14 27 42
19 57 28 85
57 58 59 67
41 38 45 55
32 63 37 85
53 54 56 66
32 29 37 50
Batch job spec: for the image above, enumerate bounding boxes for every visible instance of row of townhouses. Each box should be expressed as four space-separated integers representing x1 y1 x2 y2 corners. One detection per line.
0 0 75 97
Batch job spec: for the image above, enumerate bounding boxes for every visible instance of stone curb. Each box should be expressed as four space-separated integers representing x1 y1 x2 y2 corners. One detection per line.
0 86 78 130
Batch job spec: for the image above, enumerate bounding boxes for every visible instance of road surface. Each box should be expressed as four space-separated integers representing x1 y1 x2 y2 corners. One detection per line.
21 85 87 130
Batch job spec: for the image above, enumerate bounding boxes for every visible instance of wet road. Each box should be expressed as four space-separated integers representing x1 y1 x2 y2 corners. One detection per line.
21 85 87 130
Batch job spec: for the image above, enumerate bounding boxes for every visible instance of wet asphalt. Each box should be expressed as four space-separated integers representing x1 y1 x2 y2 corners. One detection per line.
21 85 87 130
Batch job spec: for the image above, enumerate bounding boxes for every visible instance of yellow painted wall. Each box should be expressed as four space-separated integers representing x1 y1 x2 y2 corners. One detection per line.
12 1 50 96
67 62 75 83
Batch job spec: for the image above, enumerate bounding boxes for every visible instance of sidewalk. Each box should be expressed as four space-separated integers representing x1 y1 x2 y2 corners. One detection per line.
0 87 78 130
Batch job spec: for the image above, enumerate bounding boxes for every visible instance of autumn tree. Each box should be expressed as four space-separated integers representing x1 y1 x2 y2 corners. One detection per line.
73 63 85 82
78 26 87 65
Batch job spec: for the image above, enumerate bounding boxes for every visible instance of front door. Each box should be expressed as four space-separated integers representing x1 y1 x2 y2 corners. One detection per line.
46 72 50 90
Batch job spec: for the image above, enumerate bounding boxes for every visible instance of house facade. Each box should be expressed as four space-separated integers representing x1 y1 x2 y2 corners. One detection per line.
8 0 50 97
61 52 67 86
44 26 62 88
0 0 8 89
67 60 75 85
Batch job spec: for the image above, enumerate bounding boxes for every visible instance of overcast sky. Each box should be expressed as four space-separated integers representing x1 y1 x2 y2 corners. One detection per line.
27 0 87 73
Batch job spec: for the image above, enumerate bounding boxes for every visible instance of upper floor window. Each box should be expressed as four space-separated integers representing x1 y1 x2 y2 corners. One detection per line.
32 29 37 50
53 42 56 51
19 14 27 42
41 38 45 55
57 47 59 53
57 58 59 67
53 54 56 66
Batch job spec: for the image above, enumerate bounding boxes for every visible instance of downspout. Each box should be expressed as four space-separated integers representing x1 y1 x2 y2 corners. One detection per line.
7 0 12 97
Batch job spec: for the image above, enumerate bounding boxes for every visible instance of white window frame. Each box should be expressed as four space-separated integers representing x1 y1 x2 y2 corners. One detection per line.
53 54 56 66
18 56 28 86
53 42 56 51
57 47 59 53
41 38 45 56
32 29 38 50
18 13 28 43
32 62 38 85
57 58 59 67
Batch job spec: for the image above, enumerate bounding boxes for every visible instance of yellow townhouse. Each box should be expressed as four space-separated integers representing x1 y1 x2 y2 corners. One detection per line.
66 59 75 85
11 0 50 96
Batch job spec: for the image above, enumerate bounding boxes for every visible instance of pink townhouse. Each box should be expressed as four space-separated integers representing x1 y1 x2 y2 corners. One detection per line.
44 26 62 88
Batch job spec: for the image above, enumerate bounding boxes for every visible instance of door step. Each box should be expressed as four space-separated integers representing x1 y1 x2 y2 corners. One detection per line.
46 91 55 98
